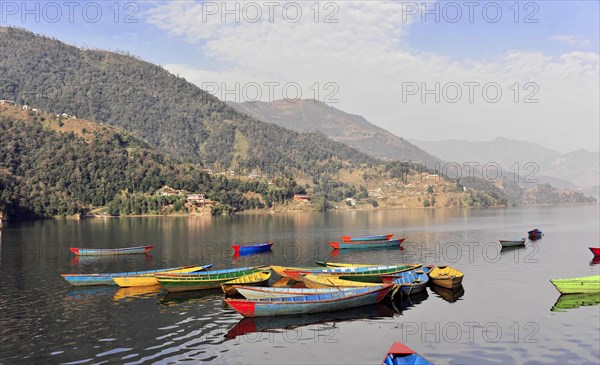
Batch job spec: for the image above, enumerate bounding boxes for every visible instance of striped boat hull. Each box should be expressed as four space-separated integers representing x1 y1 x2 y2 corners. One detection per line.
329 238 405 250
226 285 393 317
69 245 153 256
61 265 211 286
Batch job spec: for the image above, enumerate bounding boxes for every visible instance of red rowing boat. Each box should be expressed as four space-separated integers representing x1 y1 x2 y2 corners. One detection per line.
589 247 600 257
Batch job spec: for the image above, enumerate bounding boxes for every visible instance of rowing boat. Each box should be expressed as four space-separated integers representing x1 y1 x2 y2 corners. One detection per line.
329 238 405 250
383 267 431 297
235 286 344 299
112 265 210 287
232 242 273 255
283 264 421 282
221 271 272 296
428 266 464 289
69 245 153 256
341 234 393 242
382 342 434 365
61 265 210 286
550 275 600 294
314 261 375 268
499 238 526 248
271 265 321 277
589 247 600 257
528 229 543 240
225 285 394 317
156 266 269 292
302 274 382 289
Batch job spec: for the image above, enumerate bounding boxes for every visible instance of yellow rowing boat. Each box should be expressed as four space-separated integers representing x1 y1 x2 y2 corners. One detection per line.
301 274 382 289
221 271 272 296
113 265 207 287
429 266 464 289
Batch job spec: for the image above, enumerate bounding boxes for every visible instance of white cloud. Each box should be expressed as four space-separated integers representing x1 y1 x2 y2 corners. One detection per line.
549 34 591 47
146 1 600 153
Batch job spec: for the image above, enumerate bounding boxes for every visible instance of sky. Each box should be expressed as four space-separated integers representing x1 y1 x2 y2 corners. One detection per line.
1 0 599 153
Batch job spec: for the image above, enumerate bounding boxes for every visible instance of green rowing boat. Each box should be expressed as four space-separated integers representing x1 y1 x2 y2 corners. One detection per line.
550 275 600 294
157 266 269 292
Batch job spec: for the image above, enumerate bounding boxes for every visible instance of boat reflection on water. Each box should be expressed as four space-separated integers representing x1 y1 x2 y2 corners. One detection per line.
551 293 600 312
225 303 394 339
66 286 116 300
70 253 154 266
113 285 162 301
590 257 600 266
391 290 429 315
430 284 465 303
500 245 527 254
232 250 275 263
157 288 224 306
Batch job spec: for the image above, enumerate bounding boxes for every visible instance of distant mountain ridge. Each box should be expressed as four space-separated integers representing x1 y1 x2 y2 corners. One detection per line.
411 137 599 192
229 99 443 167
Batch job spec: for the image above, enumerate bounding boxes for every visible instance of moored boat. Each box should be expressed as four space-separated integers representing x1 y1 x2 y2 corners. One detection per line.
232 242 273 255
329 238 405 250
221 271 272 296
113 265 211 287
62 265 210 286
314 261 375 268
589 247 600 257
69 245 153 256
225 285 394 317
528 229 543 240
550 275 600 294
499 238 526 248
302 274 383 289
156 266 269 292
428 266 464 289
235 286 344 299
271 265 323 278
341 234 393 242
383 267 431 297
283 264 421 282
382 342 434 365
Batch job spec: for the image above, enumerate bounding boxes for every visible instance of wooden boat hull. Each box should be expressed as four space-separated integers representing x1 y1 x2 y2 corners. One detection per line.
329 238 405 250
225 285 393 317
221 271 272 296
341 234 393 242
302 274 382 289
499 239 526 248
314 261 375 268
283 264 420 282
528 229 543 240
383 268 430 297
429 266 464 290
61 265 211 286
589 247 600 257
382 342 433 365
271 265 321 277
157 266 269 292
232 242 273 255
550 275 600 294
236 286 344 299
113 265 209 287
69 245 153 256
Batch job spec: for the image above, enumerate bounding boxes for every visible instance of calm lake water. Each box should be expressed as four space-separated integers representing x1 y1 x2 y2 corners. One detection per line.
1 205 599 364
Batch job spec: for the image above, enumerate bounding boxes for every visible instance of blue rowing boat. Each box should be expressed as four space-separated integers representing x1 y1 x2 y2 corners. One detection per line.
232 242 273 255
225 285 393 317
61 264 212 286
528 229 543 240
382 342 434 365
383 267 431 297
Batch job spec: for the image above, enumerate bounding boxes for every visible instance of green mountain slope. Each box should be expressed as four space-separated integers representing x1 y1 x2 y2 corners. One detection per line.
230 99 443 166
0 27 375 176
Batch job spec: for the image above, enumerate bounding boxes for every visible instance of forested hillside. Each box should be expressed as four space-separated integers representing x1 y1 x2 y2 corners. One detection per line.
0 27 375 176
0 105 302 219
